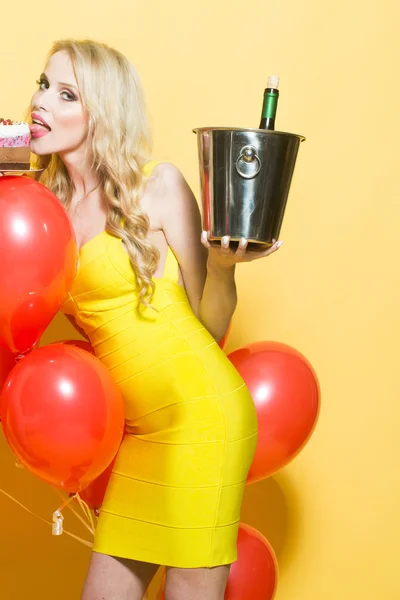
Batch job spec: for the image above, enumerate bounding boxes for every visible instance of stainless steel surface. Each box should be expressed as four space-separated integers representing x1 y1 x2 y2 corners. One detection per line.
193 127 305 246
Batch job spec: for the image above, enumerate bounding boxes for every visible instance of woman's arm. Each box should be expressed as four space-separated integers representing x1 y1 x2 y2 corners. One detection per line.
157 163 234 340
156 164 208 317
157 163 281 341
198 253 237 342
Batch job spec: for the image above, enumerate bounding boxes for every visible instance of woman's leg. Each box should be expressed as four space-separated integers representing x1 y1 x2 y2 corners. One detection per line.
164 565 230 600
81 551 159 600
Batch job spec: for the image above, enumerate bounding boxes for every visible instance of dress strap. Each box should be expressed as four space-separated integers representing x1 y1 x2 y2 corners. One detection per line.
142 160 161 178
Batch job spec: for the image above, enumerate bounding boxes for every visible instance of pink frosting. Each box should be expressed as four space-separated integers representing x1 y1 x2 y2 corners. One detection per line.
0 134 30 148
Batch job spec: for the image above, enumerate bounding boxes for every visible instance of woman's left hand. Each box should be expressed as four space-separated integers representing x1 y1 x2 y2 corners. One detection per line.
201 231 283 270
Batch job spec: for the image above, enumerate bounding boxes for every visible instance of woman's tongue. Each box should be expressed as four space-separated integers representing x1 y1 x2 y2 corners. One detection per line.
30 123 51 138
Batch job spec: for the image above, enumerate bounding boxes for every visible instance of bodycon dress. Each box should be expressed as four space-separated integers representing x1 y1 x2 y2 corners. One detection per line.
60 161 258 568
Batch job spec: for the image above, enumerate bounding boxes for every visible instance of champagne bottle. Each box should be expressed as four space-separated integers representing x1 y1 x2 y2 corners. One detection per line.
259 75 280 130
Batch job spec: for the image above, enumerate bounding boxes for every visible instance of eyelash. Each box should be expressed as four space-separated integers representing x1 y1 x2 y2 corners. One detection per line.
35 78 77 102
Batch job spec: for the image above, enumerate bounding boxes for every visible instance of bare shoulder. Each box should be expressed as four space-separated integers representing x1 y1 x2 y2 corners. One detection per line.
145 161 199 220
152 161 184 179
148 161 187 195
141 162 183 227
149 160 203 250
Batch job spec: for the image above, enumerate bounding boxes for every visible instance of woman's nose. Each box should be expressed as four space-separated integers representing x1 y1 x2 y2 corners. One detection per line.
37 96 50 112
34 89 51 112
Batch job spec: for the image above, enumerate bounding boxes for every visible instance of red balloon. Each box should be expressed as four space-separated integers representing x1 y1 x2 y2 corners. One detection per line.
1 344 125 493
0 176 77 354
53 339 112 506
225 524 278 600
79 457 115 510
228 341 320 483
157 524 278 600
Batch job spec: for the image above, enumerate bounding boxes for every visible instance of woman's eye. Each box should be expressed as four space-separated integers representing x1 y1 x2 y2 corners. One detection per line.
36 79 48 90
61 90 76 102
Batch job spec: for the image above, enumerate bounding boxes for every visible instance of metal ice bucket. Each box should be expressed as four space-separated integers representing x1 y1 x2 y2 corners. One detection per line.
193 127 305 247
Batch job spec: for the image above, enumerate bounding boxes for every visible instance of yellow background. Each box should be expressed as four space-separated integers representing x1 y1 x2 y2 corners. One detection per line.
1 0 399 598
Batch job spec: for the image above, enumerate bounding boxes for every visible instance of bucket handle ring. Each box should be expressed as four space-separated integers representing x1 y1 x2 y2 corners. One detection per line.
235 145 261 179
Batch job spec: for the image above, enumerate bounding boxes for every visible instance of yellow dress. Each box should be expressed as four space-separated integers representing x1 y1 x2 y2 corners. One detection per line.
61 162 258 568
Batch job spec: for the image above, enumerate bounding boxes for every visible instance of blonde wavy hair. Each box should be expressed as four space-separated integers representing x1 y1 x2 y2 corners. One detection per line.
37 39 159 306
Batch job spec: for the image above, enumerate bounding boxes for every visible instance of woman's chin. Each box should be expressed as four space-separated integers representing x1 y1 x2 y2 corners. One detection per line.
30 139 53 156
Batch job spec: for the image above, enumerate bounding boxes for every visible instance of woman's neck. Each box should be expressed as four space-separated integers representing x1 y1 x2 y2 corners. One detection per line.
59 148 100 200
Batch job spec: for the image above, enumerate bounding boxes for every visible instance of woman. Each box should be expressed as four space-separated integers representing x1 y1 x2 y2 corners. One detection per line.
27 39 281 600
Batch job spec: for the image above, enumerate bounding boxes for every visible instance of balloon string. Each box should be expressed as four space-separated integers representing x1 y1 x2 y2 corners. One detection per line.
76 493 96 533
0 487 93 548
70 491 94 527
54 493 74 514
65 496 95 536
53 490 95 536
